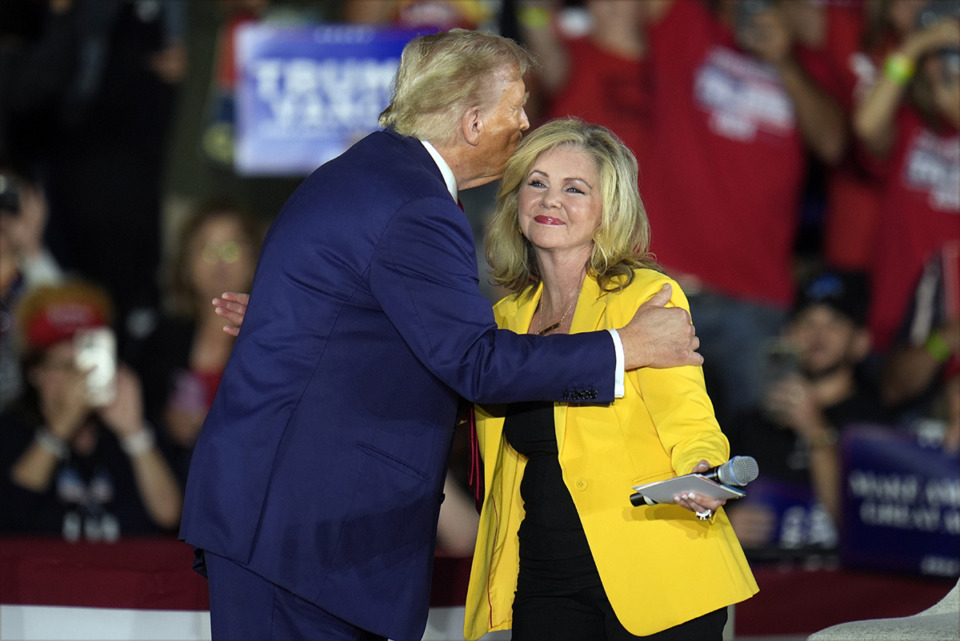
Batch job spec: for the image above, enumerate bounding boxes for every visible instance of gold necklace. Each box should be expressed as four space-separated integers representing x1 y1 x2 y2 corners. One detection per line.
537 296 578 336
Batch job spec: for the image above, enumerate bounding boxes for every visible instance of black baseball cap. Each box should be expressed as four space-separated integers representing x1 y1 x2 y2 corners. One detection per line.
792 269 869 326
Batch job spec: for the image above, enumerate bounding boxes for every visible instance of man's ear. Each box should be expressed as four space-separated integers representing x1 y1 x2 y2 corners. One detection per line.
461 106 482 146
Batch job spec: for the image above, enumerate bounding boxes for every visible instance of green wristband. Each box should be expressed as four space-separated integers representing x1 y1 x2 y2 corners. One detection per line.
924 331 952 362
517 5 551 29
883 53 915 86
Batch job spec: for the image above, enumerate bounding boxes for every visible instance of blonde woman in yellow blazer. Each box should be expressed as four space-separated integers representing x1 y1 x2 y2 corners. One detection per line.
464 119 757 640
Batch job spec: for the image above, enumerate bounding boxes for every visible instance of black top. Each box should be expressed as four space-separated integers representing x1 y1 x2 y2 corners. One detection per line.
0 406 175 538
504 401 601 589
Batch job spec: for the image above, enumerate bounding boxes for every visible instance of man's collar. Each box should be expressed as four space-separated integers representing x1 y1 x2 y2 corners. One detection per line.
420 140 458 203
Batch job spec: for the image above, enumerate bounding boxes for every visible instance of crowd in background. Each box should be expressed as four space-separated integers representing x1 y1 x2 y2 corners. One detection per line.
0 0 957 565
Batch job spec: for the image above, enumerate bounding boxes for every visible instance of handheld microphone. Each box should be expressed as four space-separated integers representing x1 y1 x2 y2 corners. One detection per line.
628 456 759 507
700 456 759 487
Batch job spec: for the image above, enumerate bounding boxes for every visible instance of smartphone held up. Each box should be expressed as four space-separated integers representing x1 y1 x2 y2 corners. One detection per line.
74 328 117 407
760 338 800 387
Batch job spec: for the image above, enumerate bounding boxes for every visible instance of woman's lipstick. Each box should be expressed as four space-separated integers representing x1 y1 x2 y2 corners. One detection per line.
534 215 564 225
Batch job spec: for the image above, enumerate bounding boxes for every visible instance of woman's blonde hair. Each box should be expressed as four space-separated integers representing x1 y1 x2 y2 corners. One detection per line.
486 118 659 293
379 29 535 145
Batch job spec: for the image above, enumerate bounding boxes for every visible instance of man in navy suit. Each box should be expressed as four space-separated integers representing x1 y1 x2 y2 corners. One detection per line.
180 29 702 641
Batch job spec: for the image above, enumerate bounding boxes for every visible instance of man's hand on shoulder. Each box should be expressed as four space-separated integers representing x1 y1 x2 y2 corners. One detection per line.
621 283 703 369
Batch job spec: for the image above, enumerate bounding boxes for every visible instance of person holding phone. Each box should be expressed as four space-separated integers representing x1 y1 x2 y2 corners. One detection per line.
724 269 891 552
0 280 182 539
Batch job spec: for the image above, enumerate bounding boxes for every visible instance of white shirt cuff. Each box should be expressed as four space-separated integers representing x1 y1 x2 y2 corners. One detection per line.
608 329 625 398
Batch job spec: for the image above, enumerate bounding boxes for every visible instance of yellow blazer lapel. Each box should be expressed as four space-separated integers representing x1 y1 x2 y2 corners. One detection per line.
497 281 542 334
570 276 609 335
497 277 608 335
492 276 609 455
555 276 608 452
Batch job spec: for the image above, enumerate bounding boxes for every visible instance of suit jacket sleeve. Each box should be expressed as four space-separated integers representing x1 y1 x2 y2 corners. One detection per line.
369 195 616 404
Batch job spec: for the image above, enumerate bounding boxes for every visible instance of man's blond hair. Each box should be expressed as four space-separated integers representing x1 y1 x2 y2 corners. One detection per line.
379 29 535 146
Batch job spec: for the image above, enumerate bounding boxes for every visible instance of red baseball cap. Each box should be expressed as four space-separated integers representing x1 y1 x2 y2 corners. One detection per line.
16 281 113 352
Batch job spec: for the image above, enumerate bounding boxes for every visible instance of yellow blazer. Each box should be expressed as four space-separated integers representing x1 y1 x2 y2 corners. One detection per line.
464 269 758 639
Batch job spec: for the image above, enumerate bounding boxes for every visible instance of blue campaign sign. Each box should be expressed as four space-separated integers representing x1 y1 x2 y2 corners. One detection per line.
840 423 960 577
234 24 429 176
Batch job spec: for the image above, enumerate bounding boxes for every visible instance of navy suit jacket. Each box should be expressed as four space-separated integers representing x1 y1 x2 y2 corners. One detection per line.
179 129 616 640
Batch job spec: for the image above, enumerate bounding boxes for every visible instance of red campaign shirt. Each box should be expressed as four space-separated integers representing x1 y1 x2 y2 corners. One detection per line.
640 0 830 306
867 108 960 351
820 4 888 271
821 2 868 113
545 37 650 160
195 369 224 409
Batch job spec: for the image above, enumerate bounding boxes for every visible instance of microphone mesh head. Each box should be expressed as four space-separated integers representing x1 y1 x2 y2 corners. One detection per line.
722 456 759 486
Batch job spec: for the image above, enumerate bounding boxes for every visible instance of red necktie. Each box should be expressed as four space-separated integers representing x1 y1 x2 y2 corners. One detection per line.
463 402 483 513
